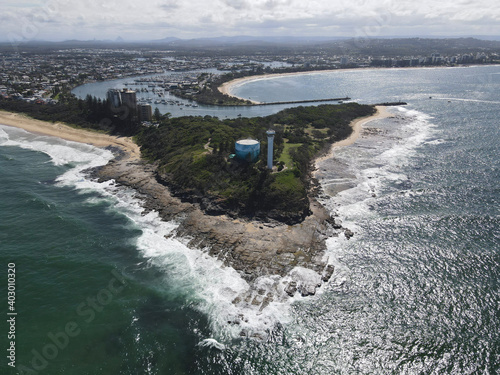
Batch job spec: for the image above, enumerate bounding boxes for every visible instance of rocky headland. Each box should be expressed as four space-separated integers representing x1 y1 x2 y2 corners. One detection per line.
91 153 347 300
2 105 392 314
88 106 393 308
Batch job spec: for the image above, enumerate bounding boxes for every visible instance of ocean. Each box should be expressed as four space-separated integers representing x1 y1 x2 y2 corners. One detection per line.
1 65 499 374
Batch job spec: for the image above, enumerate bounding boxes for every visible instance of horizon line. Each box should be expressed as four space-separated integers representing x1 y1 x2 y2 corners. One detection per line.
1 34 500 44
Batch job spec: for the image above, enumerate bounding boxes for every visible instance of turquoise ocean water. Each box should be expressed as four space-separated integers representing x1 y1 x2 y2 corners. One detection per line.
2 65 499 374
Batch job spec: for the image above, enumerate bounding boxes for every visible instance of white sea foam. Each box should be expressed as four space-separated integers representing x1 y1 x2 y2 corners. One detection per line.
319 106 437 237
198 338 226 350
425 139 446 146
313 108 440 286
0 126 8 142
0 123 295 341
434 97 500 105
0 124 114 167
104 188 299 341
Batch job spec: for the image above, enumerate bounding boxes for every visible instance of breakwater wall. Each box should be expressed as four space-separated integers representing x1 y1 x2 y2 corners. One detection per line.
256 97 351 106
373 101 408 106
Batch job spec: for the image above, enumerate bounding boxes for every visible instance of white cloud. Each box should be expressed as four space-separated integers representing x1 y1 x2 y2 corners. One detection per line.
0 0 499 41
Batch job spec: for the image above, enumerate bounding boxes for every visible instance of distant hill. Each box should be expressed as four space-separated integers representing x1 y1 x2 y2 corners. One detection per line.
319 37 500 57
2 36 499 56
142 36 500 55
150 36 181 44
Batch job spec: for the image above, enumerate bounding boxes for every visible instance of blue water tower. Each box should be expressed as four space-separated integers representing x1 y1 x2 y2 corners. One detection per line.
235 139 260 162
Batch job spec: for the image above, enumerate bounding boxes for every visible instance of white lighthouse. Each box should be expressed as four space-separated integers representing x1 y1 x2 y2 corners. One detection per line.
266 130 275 170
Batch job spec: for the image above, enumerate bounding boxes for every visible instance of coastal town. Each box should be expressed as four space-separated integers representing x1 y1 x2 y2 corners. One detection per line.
1 37 499 107
2 0 499 370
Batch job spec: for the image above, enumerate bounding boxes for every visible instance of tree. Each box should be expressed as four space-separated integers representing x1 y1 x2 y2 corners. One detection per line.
154 107 161 121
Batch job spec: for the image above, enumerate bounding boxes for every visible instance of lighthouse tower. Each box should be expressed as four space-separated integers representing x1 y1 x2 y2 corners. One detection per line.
266 130 275 170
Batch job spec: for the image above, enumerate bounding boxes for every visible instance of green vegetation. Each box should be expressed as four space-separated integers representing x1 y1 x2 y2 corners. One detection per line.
0 92 374 223
172 73 253 106
137 103 376 223
0 94 140 135
279 142 301 168
174 69 347 106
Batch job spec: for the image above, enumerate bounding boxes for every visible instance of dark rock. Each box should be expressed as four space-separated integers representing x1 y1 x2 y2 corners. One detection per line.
299 284 317 297
200 197 226 216
285 281 297 297
93 152 332 285
232 296 242 304
326 216 342 229
251 295 263 306
344 229 354 239
259 295 273 312
322 264 335 282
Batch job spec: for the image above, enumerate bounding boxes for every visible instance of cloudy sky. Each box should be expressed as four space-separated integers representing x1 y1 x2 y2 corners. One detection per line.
1 0 499 42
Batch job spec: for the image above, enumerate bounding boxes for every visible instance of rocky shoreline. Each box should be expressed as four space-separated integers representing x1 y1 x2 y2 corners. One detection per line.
85 107 393 304
88 151 351 300
1 106 389 318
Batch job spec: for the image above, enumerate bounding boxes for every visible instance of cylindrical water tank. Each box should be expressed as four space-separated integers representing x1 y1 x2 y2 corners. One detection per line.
235 139 260 162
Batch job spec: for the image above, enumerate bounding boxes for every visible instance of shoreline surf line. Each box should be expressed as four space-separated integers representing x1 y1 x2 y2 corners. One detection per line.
0 110 141 160
218 64 500 103
313 105 394 174
0 106 393 315
218 69 347 101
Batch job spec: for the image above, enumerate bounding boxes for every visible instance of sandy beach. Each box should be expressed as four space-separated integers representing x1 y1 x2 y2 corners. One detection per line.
0 106 389 299
217 65 459 101
218 74 395 170
314 105 394 171
218 76 267 104
218 69 346 101
0 110 141 160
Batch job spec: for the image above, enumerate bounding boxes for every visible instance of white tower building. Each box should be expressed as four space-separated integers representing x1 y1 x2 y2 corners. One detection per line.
266 130 275 170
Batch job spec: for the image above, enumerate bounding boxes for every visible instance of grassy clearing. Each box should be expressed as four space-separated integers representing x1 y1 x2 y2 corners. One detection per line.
279 141 302 168
137 103 376 223
305 126 329 137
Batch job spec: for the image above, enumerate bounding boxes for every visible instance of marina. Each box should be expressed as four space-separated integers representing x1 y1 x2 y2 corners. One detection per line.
3 63 500 375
